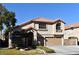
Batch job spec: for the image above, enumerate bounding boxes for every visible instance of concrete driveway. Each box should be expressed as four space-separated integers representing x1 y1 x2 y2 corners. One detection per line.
47 46 79 55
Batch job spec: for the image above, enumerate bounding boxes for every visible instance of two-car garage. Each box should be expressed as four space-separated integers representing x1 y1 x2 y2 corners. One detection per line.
37 34 77 46
46 37 77 46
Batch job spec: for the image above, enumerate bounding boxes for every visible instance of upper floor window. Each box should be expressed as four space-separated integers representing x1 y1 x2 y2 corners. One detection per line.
39 23 46 29
56 23 61 32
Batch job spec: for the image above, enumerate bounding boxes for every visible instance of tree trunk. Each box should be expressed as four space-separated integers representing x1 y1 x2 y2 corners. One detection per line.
1 30 4 40
8 32 13 48
1 30 2 39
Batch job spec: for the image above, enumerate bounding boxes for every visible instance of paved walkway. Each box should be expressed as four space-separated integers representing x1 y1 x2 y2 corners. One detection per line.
47 46 79 55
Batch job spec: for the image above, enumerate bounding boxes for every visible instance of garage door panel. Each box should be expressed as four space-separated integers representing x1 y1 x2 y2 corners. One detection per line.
46 37 62 46
64 39 77 45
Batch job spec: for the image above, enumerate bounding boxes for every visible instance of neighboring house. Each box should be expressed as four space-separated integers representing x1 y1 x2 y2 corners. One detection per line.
15 17 65 47
64 22 79 45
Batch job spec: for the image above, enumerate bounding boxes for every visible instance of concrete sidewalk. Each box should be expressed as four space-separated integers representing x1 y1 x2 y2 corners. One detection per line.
47 46 79 55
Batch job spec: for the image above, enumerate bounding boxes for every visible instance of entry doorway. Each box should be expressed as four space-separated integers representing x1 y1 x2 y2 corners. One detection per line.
24 32 33 48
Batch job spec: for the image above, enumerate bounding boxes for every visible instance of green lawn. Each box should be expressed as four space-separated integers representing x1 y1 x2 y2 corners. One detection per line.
0 48 44 55
0 46 55 55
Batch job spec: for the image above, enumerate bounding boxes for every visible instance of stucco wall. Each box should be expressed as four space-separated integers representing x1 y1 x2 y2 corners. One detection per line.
35 22 64 35
35 23 54 34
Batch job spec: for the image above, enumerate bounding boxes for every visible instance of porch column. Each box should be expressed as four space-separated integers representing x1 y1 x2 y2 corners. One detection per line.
44 38 46 46
62 37 64 46
33 31 37 45
76 39 78 46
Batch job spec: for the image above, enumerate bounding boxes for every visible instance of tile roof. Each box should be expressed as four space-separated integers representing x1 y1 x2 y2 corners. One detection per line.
16 17 65 27
65 22 79 30
31 17 54 23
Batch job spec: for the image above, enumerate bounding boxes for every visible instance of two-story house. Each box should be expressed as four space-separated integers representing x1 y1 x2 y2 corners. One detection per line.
15 17 65 47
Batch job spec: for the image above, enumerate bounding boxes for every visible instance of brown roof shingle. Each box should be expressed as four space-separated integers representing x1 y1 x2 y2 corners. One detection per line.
16 17 65 27
65 22 79 30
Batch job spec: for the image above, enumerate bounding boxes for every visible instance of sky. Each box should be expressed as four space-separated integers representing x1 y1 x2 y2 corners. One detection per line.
2 3 79 25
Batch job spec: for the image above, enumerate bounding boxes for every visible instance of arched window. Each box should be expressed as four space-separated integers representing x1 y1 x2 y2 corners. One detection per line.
56 23 61 32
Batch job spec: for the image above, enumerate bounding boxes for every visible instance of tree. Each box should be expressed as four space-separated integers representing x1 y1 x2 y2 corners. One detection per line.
0 4 17 48
0 16 3 35
4 11 17 48
0 4 7 40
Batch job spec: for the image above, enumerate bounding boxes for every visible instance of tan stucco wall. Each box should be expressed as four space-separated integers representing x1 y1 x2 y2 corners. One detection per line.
35 22 64 35
34 23 55 37
36 23 54 34
64 28 79 41
61 22 65 32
